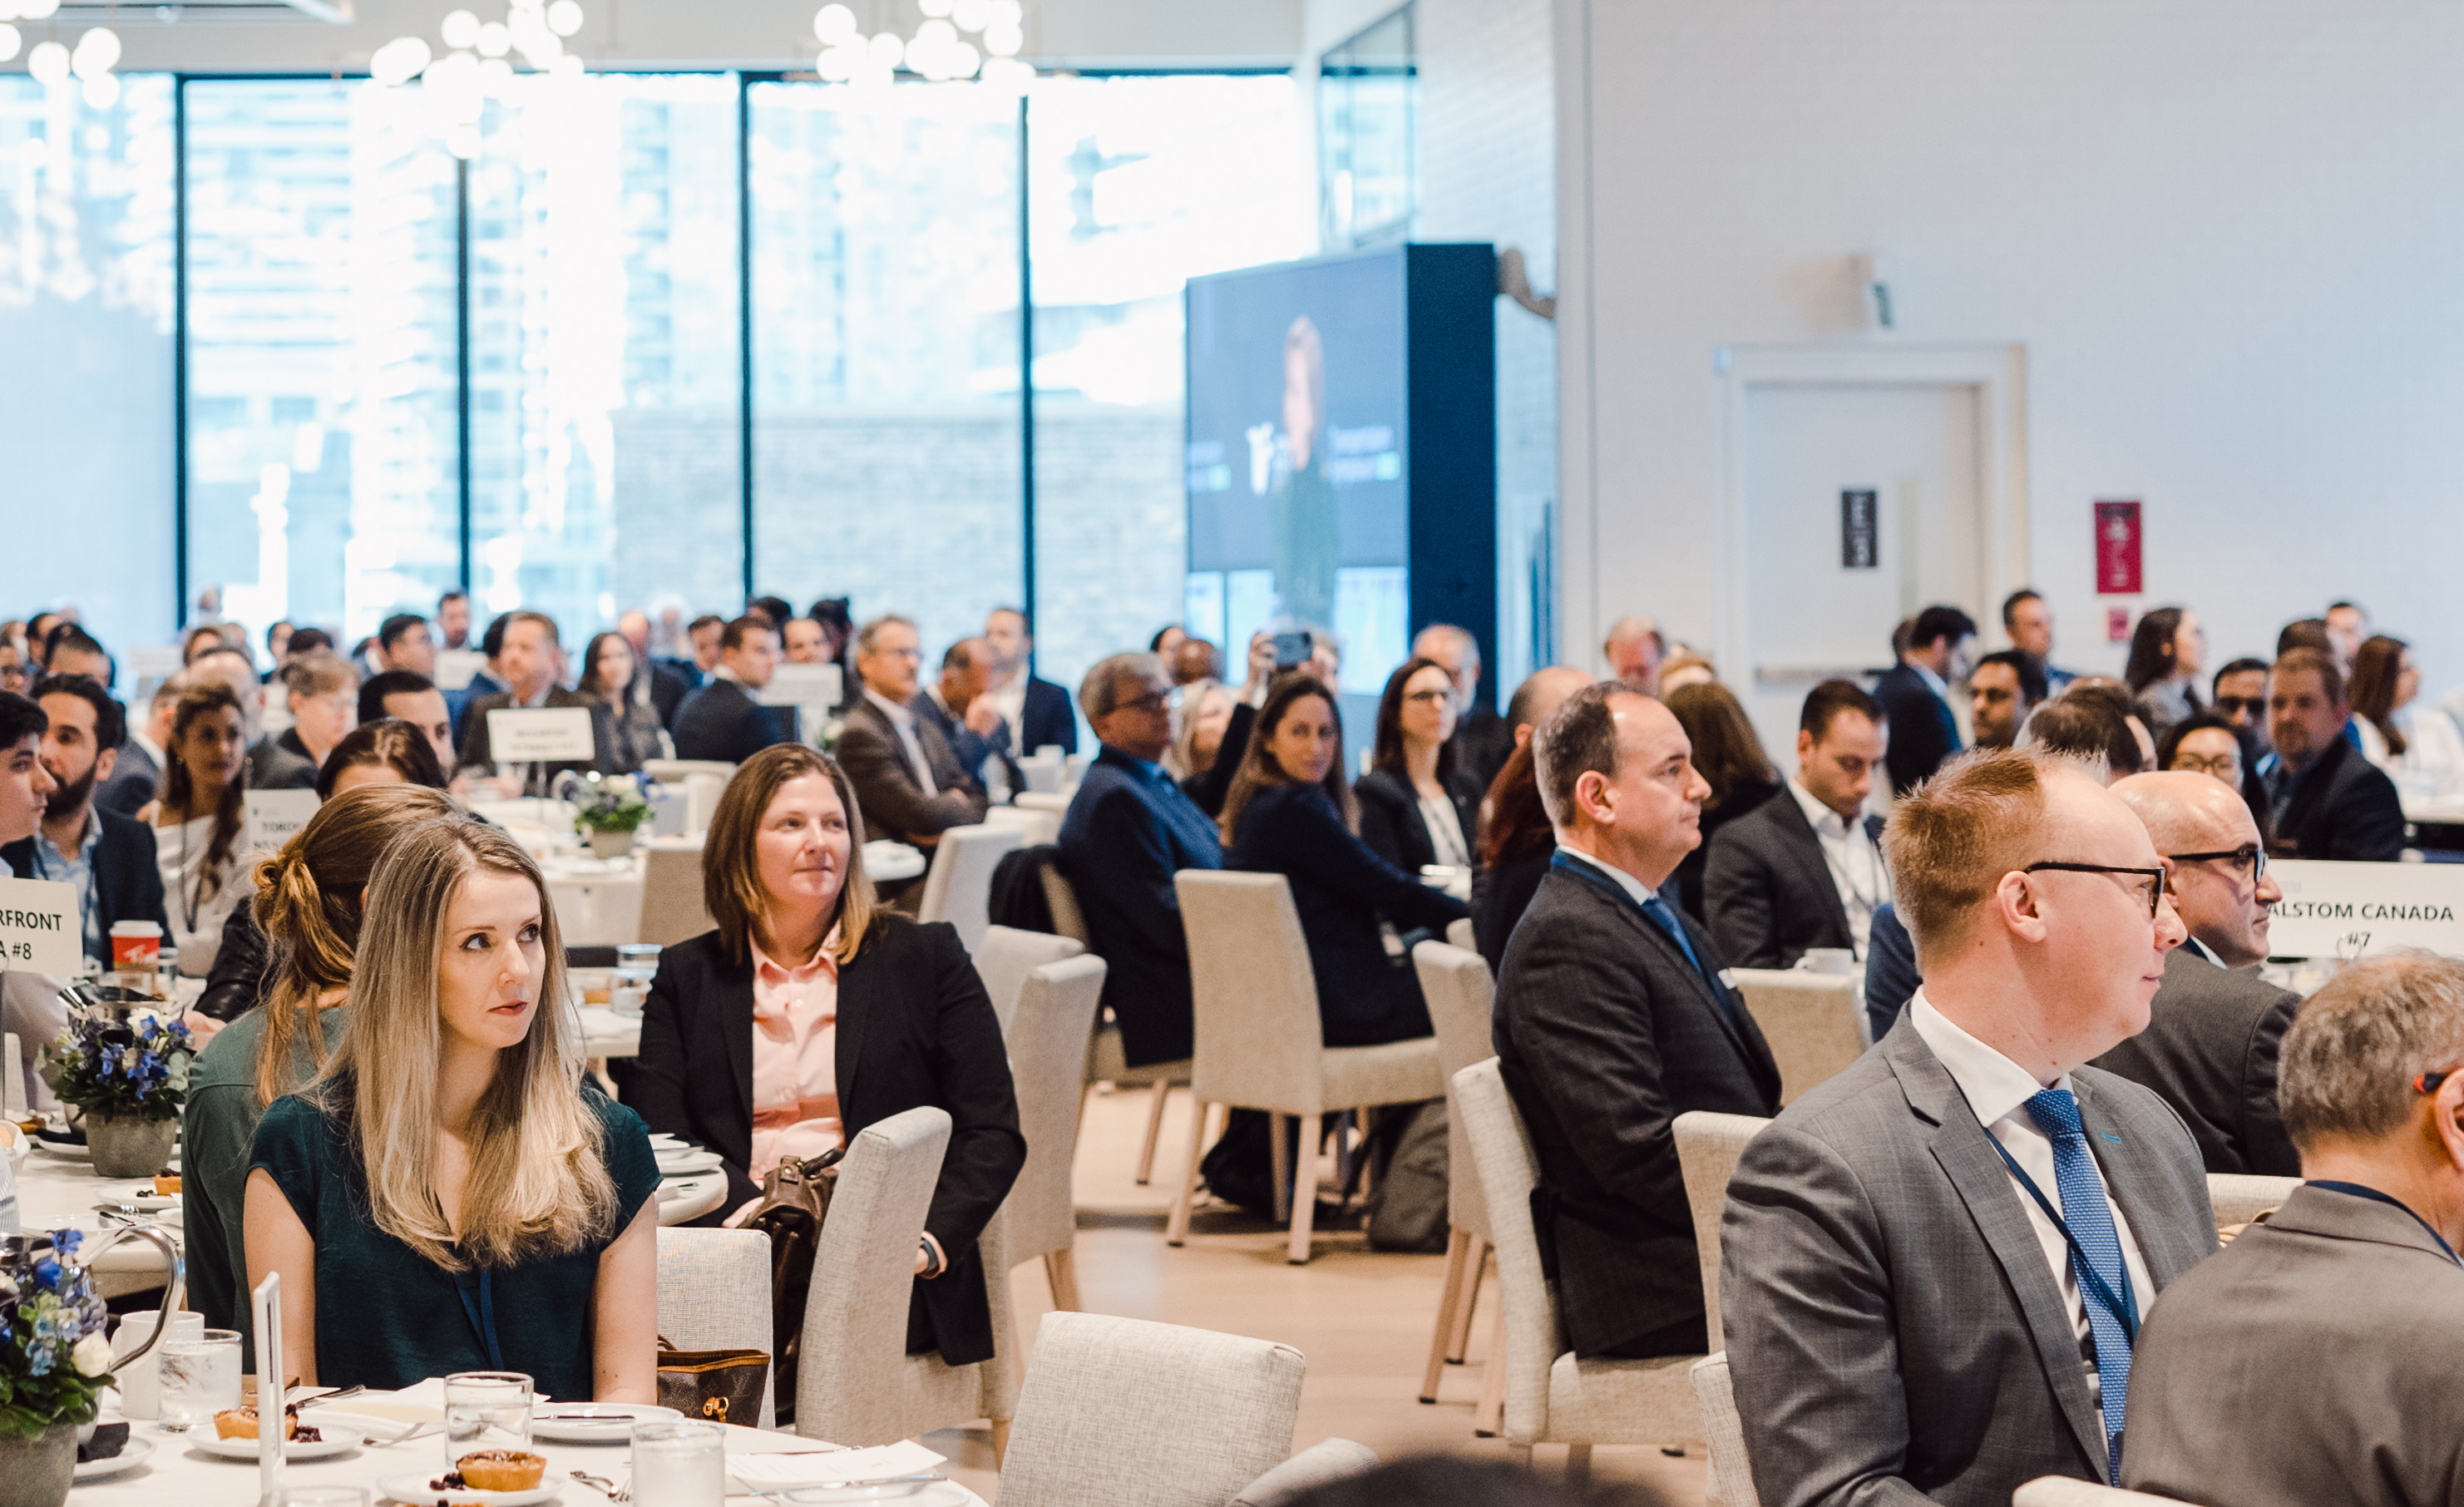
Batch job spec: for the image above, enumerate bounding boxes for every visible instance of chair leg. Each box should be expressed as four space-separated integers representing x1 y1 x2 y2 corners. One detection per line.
1447 1236 1487 1363
1420 1227 1470 1401
1042 1248 1079 1312
1474 1302 1505 1436
990 1416 1010 1468
1166 1098 1211 1246
1565 1444 1592 1484
1268 1111 1291 1223
1286 1119 1319 1264
1133 1080 1173 1185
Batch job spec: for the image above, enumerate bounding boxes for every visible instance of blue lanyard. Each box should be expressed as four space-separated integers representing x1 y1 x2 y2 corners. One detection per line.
455 1268 506 1371
1983 1133 2138 1343
2307 1181 2464 1266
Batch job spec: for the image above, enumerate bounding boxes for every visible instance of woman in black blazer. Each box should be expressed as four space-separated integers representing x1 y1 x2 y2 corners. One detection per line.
1662 681 1783 925
629 745 1023 1368
1353 655 1483 877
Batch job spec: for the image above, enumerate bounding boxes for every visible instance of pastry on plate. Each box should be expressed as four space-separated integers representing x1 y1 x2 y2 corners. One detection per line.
454 1450 547 1490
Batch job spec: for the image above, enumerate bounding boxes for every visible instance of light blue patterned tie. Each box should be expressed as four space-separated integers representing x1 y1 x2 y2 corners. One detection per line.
2023 1087 2135 1485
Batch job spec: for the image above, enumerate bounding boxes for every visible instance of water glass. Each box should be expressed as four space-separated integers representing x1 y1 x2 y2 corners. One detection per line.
157 1328 243 1431
630 1420 726 1506
612 943 663 1016
112 1309 204 1421
442 1370 534 1467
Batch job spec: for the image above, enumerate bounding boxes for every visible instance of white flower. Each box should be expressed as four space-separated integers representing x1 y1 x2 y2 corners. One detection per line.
70 1332 111 1378
126 1008 165 1034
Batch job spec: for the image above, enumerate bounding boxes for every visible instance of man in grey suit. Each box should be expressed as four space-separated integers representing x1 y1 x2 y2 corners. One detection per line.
2091 772 2302 1176
1723 749 2217 1505
2126 952 2464 1506
836 614 987 856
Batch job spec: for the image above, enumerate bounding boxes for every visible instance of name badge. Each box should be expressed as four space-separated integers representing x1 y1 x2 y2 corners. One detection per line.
0 877 80 974
244 789 321 855
486 706 598 763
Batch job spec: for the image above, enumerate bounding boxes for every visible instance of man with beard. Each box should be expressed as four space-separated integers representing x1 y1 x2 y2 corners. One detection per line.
0 674 167 967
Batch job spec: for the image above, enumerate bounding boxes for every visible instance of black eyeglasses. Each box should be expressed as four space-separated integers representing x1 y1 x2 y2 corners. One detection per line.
2212 695 2264 717
2169 844 2267 885
2022 861 2168 920
1119 691 1171 714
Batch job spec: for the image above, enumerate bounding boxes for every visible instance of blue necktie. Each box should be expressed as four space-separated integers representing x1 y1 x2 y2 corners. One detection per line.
1637 894 1745 1033
2022 1088 2136 1485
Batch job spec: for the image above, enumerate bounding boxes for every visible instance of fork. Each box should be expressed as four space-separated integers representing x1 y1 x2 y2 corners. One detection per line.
570 1469 630 1501
365 1421 440 1447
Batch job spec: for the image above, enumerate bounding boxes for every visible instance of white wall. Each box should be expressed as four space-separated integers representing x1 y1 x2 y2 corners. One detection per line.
1558 0 2464 694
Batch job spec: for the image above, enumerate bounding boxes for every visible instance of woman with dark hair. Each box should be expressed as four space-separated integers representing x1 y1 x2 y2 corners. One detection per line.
630 743 1021 1371
1662 682 1782 925
314 717 448 799
152 681 250 974
1472 742 1554 973
2157 709 2274 844
2348 632 2464 788
575 630 665 774
2125 606 2206 735
1354 656 1482 877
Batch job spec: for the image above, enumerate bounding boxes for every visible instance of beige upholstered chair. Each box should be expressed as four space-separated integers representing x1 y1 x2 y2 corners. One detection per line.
639 843 717 946
2012 1480 2189 1505
975 924 1085 1035
642 758 738 783
1230 1440 1381 1505
1002 953 1108 1312
1446 917 1476 951
2208 1172 2301 1231
1674 1111 1773 1332
1453 1058 1706 1470
1691 1354 1760 1507
1039 863 1093 946
1169 871 1444 1263
985 803 1062 847
915 823 1025 955
995 1312 1311 1507
795 1105 1018 1459
1410 941 1500 1427
655 1227 777 1428
1045 863 1191 1186
1014 790 1074 818
1728 968 1864 1104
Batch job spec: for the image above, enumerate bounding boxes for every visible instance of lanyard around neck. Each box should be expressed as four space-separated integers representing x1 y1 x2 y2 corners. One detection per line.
1982 1130 2138 1342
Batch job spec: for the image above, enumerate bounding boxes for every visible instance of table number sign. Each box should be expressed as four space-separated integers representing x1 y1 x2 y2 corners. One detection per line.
254 1272 284 1507
0 877 78 974
486 706 598 763
244 789 322 856
759 663 844 709
433 649 491 691
2265 860 2464 961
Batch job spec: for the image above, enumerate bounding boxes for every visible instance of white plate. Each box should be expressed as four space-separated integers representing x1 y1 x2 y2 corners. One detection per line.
191 1421 365 1460
73 1435 152 1480
378 1471 562 1505
529 1401 679 1443
762 1480 969 1505
646 1133 689 1149
30 1139 90 1162
96 1190 179 1213
654 1150 723 1174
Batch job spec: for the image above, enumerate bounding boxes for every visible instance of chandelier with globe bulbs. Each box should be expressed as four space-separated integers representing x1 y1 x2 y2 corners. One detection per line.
368 0 590 157
1 1 130 111
812 0 1034 88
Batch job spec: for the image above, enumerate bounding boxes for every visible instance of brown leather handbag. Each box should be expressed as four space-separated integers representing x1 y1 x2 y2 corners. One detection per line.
655 1340 771 1426
744 1145 845 1424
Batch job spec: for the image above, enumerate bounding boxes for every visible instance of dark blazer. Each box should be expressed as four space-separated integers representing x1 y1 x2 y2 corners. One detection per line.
246 729 319 792
670 679 790 767
2090 945 2302 1177
1015 675 1078 756
0 808 169 967
456 686 620 789
1452 706 1516 803
1723 1018 2217 1507
1862 902 1922 1042
1056 746 1224 1068
1182 702 1256 819
196 894 269 1022
629 918 1025 1367
96 738 160 818
1672 778 1781 926
1224 782 1467 1047
2274 734 2407 861
1471 852 1549 975
1352 767 1480 876
1704 786 1882 970
646 662 691 730
835 694 988 849
914 689 1013 788
1873 661 1962 796
1494 860 1783 1357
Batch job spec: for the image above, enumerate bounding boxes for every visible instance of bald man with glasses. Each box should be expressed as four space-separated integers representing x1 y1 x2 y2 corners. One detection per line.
2091 771 2304 1177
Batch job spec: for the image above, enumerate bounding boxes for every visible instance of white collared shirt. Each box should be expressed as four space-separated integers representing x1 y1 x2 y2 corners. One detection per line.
2179 934 2226 969
863 687 939 794
1553 843 1661 908
1787 778 1891 956
131 731 166 773
1908 991 2155 1409
990 673 1029 753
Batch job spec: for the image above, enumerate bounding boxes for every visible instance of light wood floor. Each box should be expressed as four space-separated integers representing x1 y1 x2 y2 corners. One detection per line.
922 1087 1709 1504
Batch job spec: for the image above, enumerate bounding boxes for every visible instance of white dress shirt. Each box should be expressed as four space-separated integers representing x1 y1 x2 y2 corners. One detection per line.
1554 843 1661 907
989 673 1029 754
2179 934 2225 969
1419 792 1471 869
863 687 939 793
1908 991 2155 1409
1786 778 1890 956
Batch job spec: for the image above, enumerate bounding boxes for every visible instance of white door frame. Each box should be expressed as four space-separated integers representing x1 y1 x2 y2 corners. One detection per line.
1708 341 2029 693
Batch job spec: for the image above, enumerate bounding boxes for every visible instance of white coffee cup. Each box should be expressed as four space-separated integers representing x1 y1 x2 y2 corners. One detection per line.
1796 947 1856 976
113 1309 205 1421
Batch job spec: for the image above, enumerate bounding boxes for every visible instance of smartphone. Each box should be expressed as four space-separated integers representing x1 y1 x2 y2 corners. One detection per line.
1271 630 1314 668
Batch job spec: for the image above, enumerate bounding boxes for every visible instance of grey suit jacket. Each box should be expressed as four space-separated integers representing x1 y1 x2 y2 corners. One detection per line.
2089 946 2302 1177
836 694 987 849
1721 1015 2219 1507
2125 1183 2464 1506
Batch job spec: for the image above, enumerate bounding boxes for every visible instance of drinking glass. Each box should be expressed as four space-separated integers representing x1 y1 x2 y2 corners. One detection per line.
157 1328 244 1431
630 1420 726 1506
612 944 663 1017
442 1370 534 1468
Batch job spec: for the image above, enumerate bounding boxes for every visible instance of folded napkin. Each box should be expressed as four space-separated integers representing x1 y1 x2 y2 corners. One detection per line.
727 1440 945 1489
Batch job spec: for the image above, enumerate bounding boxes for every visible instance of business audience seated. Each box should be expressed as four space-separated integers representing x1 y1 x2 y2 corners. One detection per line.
2124 606 2206 738
2266 647 2406 860
669 615 791 767
358 669 459 781
1162 677 1232 784
374 613 437 679
1873 603 1975 796
1724 749 2215 1504
2278 615 2335 663
436 590 472 651
1602 615 1665 695
43 626 111 685
983 606 1078 755
1182 633 1279 820
190 647 268 745
1968 648 2046 751
1354 656 1481 877
1706 679 1889 969
2123 953 2464 1507
249 650 359 791
0 674 167 968
1469 666 1594 970
2087 773 2300 1177
616 610 692 728
456 611 618 794
152 681 252 976
2157 709 2274 846
2003 588 2079 694
576 630 666 774
2021 684 2149 778
0 638 26 697
1169 636 1220 687
184 784 461 1337
2351 631 2464 790
0 694 47 847
1493 680 1781 1358
916 637 1013 788
1411 623 1513 798
2210 656 2271 746
2324 598 2370 665
630 745 1023 1366
1057 654 1225 1068
245 816 660 1397
96 677 174 818
1662 681 1783 926
837 614 988 855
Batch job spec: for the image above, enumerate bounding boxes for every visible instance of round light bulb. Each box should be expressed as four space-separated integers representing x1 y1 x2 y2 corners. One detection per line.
446 124 481 159
475 20 511 56
915 17 955 44
547 51 585 77
80 70 119 108
917 0 951 14
867 31 903 65
990 0 1020 24
72 25 119 74
0 24 19 62
18 0 57 19
0 2 20 24
477 54 512 88
816 43 857 82
951 0 989 32
439 7 481 49
26 37 68 85
948 39 979 77
983 21 1021 57
546 0 583 37
812 2 856 44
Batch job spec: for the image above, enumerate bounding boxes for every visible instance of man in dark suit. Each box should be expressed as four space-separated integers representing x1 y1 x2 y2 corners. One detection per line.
837 614 987 852
1493 681 1783 1359
1058 653 1224 1069
359 670 459 783
916 638 1014 789
1725 750 2217 1505
618 609 691 728
2265 647 2405 861
1414 623 1514 798
2 675 168 967
671 617 792 766
1706 679 1890 969
2094 772 2301 1176
983 607 1077 756
1872 603 1976 797
455 610 618 795
95 678 171 818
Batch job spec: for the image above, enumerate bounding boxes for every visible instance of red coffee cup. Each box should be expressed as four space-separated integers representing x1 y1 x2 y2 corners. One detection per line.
110 921 163 971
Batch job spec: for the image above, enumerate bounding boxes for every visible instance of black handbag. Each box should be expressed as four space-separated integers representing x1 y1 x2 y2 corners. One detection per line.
655 1339 772 1427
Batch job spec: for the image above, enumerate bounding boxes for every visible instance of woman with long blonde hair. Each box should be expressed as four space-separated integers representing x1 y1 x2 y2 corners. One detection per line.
244 817 660 1400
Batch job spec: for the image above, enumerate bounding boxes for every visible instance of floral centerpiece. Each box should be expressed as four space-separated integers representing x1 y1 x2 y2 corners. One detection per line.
41 1008 195 1178
0 1229 118 1507
572 773 654 857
